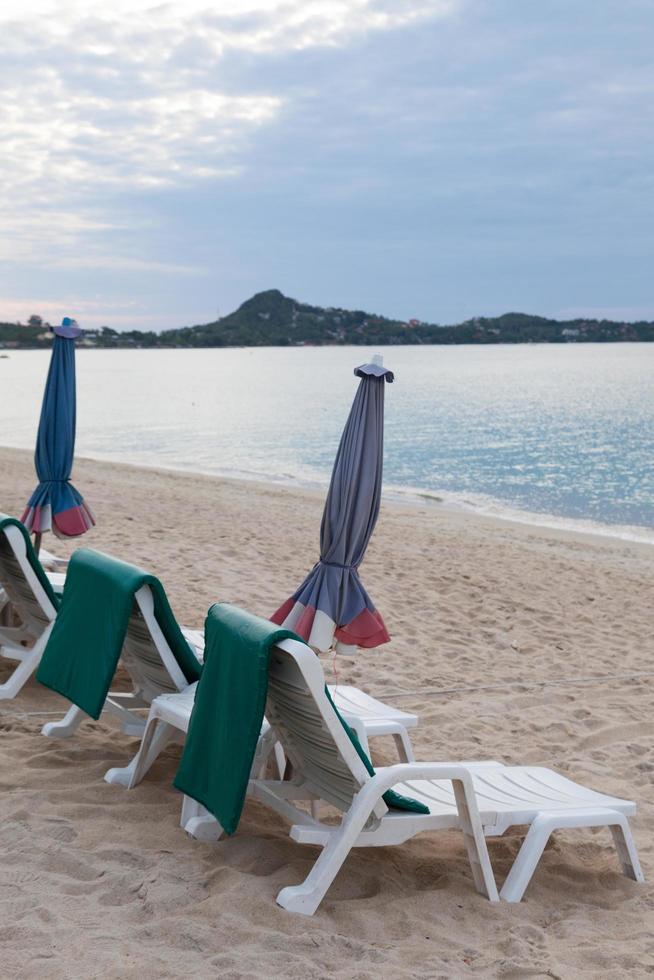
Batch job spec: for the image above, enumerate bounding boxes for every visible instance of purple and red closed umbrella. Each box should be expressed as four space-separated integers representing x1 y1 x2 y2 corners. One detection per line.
271 357 392 654
22 318 94 541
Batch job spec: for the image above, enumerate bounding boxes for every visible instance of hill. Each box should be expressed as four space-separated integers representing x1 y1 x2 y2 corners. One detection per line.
2 290 654 348
0 320 50 347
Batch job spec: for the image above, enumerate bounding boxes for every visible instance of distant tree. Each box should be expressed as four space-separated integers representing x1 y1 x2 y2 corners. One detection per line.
28 315 43 328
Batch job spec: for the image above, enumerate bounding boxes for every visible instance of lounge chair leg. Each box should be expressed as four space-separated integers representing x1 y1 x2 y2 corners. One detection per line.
342 715 371 758
181 796 224 841
105 717 179 788
355 724 371 758
41 704 88 738
392 730 415 763
610 817 644 883
0 626 51 700
499 815 553 902
273 741 286 780
452 780 499 902
121 718 147 737
251 728 285 779
276 794 379 916
500 809 645 903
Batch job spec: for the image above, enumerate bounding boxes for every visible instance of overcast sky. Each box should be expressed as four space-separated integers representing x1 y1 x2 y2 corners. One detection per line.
1 0 652 330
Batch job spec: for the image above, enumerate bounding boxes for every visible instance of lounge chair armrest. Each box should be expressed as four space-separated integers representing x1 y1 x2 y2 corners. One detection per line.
352 762 482 822
360 764 499 902
370 762 480 794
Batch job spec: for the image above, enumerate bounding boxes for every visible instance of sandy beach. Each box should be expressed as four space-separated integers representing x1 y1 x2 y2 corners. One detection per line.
1 445 653 978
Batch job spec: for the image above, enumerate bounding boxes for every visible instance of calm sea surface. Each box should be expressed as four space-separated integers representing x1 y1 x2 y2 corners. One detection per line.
1 344 653 541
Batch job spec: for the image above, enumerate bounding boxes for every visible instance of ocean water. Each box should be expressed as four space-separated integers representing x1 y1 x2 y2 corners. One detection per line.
1 343 653 542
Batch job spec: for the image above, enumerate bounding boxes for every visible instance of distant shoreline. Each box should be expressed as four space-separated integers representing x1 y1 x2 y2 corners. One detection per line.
2 338 654 352
3 444 653 554
3 288 654 348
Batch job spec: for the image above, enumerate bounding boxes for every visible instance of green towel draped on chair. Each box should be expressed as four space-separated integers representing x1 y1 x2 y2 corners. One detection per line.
36 549 201 718
173 603 298 835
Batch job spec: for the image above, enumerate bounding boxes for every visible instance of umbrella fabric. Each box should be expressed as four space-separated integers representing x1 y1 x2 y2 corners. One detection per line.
22 320 94 538
271 361 393 653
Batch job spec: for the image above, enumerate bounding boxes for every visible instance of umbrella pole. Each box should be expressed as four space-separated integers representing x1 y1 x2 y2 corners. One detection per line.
34 532 42 556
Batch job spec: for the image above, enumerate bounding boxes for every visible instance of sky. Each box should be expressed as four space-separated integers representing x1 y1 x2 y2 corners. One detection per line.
1 0 652 331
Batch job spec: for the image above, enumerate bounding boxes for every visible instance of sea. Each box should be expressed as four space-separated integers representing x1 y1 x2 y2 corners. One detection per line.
1 343 653 543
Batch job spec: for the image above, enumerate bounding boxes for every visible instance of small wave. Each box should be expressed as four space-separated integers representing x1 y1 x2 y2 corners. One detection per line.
384 484 654 546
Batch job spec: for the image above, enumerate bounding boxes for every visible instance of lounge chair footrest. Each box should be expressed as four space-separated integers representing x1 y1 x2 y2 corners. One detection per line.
500 807 644 902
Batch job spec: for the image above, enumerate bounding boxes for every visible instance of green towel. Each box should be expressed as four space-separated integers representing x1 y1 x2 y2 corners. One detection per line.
36 548 201 719
0 513 60 611
174 603 427 836
173 603 298 835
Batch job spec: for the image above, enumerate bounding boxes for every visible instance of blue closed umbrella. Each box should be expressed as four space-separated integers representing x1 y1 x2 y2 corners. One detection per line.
271 355 392 653
22 318 94 543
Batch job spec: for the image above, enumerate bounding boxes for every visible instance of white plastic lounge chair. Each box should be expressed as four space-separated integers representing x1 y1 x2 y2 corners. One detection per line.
0 527 198 707
175 638 642 914
41 583 203 739
103 680 417 792
0 522 59 699
156 632 418 763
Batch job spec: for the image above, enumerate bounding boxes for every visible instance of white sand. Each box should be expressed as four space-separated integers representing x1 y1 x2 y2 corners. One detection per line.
1 446 653 978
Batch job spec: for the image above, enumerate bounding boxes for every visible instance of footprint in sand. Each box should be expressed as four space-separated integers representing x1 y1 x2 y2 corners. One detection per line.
44 819 77 843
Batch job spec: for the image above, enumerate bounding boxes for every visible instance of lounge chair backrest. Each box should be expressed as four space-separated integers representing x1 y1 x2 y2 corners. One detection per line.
120 585 191 702
266 638 387 819
0 524 57 638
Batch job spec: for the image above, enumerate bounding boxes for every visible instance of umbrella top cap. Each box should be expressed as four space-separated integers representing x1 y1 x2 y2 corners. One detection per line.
53 317 82 339
354 360 394 382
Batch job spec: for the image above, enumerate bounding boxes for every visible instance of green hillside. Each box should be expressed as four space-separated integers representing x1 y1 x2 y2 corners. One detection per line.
0 321 50 347
2 290 654 348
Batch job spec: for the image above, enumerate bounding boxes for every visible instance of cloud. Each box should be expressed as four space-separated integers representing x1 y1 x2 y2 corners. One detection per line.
1 0 652 327
2 75 280 190
0 0 458 279
0 292 147 326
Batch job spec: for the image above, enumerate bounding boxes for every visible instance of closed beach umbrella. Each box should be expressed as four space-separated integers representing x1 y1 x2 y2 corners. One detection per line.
271 356 393 654
22 318 95 545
